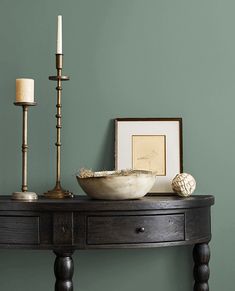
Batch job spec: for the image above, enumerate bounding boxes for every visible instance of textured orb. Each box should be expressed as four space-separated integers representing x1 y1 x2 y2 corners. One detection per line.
172 173 196 197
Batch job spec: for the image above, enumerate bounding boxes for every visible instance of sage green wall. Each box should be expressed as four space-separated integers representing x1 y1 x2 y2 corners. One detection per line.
0 0 232 290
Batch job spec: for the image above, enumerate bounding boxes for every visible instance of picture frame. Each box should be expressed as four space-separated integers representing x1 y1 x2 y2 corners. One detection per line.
115 118 183 193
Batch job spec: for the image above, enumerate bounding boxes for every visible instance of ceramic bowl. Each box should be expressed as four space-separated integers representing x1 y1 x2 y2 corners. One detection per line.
76 170 156 200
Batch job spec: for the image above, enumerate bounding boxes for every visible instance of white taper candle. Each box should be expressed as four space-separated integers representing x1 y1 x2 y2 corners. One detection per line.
57 15 62 54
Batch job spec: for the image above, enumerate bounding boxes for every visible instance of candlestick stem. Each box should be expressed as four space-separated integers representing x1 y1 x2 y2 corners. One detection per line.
44 54 72 199
22 105 28 192
12 102 37 201
56 58 62 186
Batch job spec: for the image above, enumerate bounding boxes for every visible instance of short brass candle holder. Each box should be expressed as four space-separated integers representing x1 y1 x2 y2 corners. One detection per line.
12 102 37 201
44 54 73 199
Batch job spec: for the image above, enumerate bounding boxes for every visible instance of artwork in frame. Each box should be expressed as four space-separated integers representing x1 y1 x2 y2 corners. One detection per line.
115 118 183 193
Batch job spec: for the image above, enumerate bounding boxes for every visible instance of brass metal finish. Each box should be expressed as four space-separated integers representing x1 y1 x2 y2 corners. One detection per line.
14 102 37 106
22 105 28 192
45 54 73 199
56 53 63 69
44 183 72 199
12 191 37 201
49 76 69 81
12 103 38 201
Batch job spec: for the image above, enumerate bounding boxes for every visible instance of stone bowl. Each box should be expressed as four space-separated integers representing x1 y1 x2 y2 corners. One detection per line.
76 170 156 200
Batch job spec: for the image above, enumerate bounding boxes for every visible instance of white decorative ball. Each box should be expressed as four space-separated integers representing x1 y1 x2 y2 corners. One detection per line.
172 173 196 197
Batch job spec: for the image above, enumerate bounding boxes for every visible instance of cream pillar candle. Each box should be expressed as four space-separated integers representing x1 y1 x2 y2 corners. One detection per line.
16 79 34 103
57 15 62 54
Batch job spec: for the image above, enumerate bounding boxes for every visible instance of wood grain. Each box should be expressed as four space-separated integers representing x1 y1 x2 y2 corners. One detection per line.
0 195 214 291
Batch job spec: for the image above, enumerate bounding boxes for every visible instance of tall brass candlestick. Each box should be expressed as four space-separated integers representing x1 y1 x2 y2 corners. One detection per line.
44 54 72 198
12 102 37 201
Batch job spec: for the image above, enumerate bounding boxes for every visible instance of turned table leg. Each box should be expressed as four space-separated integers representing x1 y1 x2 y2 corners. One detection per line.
54 250 74 291
193 243 210 291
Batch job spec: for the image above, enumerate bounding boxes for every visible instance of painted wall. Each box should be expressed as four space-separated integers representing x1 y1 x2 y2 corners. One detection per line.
0 0 233 290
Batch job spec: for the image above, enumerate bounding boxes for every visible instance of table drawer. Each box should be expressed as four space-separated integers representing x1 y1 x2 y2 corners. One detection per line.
0 216 39 245
87 214 185 245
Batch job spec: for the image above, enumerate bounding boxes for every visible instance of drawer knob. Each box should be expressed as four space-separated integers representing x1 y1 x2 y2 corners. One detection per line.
136 227 145 233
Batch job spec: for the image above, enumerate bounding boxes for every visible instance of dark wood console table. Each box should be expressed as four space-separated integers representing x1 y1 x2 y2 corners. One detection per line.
0 195 214 291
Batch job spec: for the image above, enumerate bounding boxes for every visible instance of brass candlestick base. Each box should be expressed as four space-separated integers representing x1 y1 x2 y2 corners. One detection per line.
44 183 72 199
12 102 38 201
44 54 73 199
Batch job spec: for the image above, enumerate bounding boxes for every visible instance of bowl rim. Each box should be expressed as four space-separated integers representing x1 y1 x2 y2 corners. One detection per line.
77 170 156 180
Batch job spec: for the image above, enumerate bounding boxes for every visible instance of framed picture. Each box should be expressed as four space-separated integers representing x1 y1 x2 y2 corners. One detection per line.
115 118 183 193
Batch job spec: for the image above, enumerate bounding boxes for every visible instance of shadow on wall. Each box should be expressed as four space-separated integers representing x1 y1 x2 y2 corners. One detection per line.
95 119 115 171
